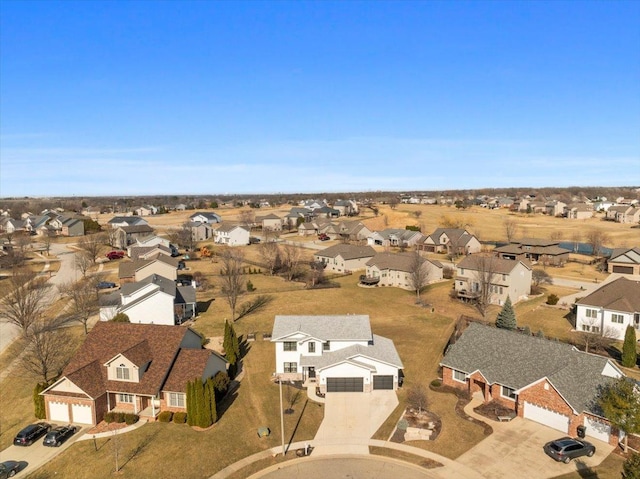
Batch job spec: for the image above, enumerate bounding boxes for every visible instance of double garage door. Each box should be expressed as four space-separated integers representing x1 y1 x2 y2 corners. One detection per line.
373 375 394 390
48 401 93 425
584 416 611 442
523 402 569 433
326 378 363 392
612 265 634 274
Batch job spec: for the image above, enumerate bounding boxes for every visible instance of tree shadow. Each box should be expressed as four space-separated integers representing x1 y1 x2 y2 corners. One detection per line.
286 399 309 453
119 428 160 470
197 299 214 314
216 388 239 420
574 459 599 478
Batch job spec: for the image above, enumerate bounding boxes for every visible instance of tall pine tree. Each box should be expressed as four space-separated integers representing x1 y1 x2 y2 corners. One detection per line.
186 380 195 426
495 296 517 330
224 320 241 379
206 377 218 424
622 325 637 368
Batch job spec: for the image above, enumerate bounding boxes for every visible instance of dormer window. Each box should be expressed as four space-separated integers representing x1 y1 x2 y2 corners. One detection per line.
116 364 130 380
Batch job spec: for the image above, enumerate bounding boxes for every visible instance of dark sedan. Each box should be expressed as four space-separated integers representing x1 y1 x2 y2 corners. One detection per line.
43 425 77 447
96 281 117 290
543 437 595 463
0 461 20 479
13 422 51 446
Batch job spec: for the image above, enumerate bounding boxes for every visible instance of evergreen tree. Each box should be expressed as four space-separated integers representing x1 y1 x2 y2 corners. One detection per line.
202 381 212 426
186 380 195 426
623 453 640 479
195 379 206 427
207 377 217 423
33 382 46 419
622 325 637 368
598 377 640 452
495 296 517 330
535 330 545 339
223 320 240 379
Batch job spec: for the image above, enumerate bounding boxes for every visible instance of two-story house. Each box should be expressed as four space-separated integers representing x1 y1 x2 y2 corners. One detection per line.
575 277 640 341
41 322 227 425
419 228 481 255
100 274 197 325
214 224 250 246
314 245 377 273
271 315 403 393
119 255 180 284
455 255 532 305
367 229 425 248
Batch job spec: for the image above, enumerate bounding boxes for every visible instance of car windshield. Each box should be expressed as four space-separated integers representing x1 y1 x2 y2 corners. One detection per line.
550 443 562 452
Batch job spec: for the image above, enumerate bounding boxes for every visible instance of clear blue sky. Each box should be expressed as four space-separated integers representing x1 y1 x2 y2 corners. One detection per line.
1 0 639 197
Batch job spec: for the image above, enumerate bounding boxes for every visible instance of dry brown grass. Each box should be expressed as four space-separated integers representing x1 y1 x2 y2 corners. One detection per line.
550 452 624 479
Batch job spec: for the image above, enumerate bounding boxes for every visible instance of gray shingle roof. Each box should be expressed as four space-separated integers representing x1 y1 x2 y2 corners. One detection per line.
576 277 640 313
300 334 403 370
314 244 376 261
440 322 621 414
272 315 372 341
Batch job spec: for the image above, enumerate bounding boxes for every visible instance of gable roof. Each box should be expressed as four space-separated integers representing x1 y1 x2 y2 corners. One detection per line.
314 244 376 260
302 334 403 370
440 322 622 415
576 277 640 313
60 322 196 396
456 255 531 274
163 349 224 393
366 252 441 273
609 247 640 265
215 223 250 234
272 315 372 342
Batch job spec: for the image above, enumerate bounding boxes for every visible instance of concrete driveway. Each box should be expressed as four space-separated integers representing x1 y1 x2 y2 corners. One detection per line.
313 391 398 455
456 417 614 479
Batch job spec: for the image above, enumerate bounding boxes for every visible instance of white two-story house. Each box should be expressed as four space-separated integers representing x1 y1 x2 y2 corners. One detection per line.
271 315 403 393
214 224 250 246
575 277 640 341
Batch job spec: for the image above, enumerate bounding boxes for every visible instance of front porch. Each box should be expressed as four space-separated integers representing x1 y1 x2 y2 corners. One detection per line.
107 392 161 420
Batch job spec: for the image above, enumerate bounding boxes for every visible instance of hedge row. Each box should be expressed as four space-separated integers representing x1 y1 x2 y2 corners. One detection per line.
104 412 139 424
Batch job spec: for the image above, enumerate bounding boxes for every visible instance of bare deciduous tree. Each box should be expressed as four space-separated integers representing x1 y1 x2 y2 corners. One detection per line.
471 254 499 317
258 241 281 276
585 228 609 259
21 324 75 383
59 279 99 334
504 219 518 243
219 248 245 321
573 318 617 354
281 244 302 281
42 231 54 256
77 233 106 264
239 209 256 229
412 210 422 220
107 228 120 248
407 384 429 414
571 231 581 253
407 252 430 300
74 251 93 277
0 269 51 336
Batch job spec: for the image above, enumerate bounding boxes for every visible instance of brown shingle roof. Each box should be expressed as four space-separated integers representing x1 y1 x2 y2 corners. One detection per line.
457 254 531 274
62 322 192 396
315 244 376 260
366 252 441 273
576 277 640 313
163 349 216 393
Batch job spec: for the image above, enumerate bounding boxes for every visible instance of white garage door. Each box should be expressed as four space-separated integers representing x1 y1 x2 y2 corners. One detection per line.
49 401 70 423
523 402 569 433
584 416 611 442
71 404 93 424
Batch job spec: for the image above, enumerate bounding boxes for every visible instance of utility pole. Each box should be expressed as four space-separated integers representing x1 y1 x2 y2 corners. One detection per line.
279 375 285 456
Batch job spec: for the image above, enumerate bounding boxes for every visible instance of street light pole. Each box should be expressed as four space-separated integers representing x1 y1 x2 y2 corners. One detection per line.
279 375 285 456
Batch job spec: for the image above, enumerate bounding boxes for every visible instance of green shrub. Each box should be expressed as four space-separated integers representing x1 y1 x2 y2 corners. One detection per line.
158 411 173 423
546 294 559 305
430 379 442 388
113 412 125 423
173 412 187 424
104 412 115 423
246 279 255 292
124 413 139 425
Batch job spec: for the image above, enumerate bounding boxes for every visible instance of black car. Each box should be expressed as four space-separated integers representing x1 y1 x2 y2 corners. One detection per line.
0 461 20 479
13 422 51 446
43 425 77 447
96 281 116 290
543 437 596 463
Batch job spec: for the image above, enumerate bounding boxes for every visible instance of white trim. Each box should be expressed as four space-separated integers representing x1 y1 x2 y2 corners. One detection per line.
452 369 467 383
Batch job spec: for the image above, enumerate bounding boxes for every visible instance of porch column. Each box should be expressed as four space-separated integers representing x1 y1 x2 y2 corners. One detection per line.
152 396 156 417
107 392 111 411
134 395 138 414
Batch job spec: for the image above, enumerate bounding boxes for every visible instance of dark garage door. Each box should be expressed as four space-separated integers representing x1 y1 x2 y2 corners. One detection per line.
326 377 364 392
612 265 634 274
373 375 394 390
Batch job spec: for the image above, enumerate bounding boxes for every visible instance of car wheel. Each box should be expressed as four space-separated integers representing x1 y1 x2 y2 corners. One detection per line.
56 441 61 447
563 456 571 464
587 450 594 457
9 470 16 477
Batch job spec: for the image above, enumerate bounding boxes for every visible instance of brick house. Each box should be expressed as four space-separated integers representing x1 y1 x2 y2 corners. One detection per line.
440 323 624 445
41 322 227 425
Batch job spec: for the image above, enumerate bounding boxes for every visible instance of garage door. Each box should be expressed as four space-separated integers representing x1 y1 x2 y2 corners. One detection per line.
71 404 93 424
612 265 634 274
326 378 364 392
49 402 70 423
584 416 611 442
523 402 569 433
373 375 394 390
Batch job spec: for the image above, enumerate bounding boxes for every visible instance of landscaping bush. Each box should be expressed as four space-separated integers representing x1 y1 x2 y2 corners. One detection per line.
113 412 125 423
442 266 455 279
246 279 255 292
124 413 139 425
430 379 442 388
173 412 187 424
546 294 559 305
103 412 115 423
158 411 173 423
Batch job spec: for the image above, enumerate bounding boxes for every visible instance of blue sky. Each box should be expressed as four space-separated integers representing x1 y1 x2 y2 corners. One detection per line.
1 0 639 197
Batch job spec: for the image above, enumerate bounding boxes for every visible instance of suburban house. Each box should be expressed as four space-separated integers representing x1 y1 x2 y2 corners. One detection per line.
41 322 227 425
119 255 180 283
575 277 640 341
419 228 481 256
271 315 403 393
187 221 214 242
128 244 173 261
362 252 443 289
336 220 372 243
440 322 624 445
100 274 197 325
367 229 425 248
189 212 222 224
112 225 155 249
256 213 283 231
214 224 250 246
545 200 567 216
314 245 377 273
494 238 570 266
564 203 594 220
136 235 171 249
607 247 640 275
108 216 149 229
606 206 640 224
333 199 358 216
455 255 532 305
134 206 158 216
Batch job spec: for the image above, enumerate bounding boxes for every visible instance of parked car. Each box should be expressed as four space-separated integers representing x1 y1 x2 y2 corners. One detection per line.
543 437 595 463
96 281 117 290
43 425 77 447
0 461 20 479
319 234 330 241
14 422 51 446
106 251 125 260
249 236 261 244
